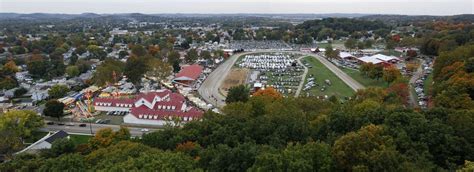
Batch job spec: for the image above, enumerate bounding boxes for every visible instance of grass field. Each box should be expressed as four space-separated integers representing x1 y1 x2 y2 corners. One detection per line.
302 56 354 99
70 134 92 145
340 67 389 88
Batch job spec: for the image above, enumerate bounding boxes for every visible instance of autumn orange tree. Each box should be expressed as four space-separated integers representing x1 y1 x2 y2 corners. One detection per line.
432 45 474 109
252 87 283 100
383 66 402 84
88 127 130 149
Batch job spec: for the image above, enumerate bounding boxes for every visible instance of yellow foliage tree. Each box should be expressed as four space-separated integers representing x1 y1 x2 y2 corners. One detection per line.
252 87 283 100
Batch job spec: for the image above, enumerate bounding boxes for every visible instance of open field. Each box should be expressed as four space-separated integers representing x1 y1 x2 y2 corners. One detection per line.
340 67 389 88
302 56 354 99
219 68 249 96
70 134 92 144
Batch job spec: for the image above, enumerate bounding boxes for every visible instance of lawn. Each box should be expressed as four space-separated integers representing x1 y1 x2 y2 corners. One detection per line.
340 67 389 88
302 56 354 99
69 134 92 145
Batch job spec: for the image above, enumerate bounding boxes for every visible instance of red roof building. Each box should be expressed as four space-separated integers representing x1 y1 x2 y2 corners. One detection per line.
172 64 203 86
94 89 203 126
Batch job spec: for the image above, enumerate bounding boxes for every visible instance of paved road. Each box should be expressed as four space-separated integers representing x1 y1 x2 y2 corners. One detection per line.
295 56 309 97
41 121 160 137
198 52 255 108
408 59 425 108
198 51 365 108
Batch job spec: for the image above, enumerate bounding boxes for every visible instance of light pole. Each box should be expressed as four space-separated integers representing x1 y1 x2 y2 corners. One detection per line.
89 118 93 135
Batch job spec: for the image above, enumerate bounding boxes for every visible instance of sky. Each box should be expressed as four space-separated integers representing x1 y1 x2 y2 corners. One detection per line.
0 0 473 16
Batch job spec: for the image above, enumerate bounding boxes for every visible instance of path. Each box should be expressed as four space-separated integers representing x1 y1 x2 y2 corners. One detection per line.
408 59 425 108
295 56 309 97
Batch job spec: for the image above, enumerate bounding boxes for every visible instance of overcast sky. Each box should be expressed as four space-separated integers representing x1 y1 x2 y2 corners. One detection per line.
0 0 473 16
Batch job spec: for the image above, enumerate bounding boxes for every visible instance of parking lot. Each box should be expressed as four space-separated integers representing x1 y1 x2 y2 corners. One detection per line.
94 111 126 125
413 58 433 108
236 53 305 96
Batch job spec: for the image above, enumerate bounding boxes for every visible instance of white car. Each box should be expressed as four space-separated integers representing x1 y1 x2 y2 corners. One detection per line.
140 128 149 132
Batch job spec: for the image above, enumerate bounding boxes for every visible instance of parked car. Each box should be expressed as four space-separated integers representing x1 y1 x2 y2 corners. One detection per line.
46 121 55 125
57 123 65 126
79 123 87 127
66 123 74 126
141 128 149 132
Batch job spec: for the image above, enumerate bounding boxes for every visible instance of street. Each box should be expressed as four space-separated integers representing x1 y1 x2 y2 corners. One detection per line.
41 121 160 137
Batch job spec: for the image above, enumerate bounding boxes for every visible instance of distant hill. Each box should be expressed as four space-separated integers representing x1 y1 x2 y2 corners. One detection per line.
361 14 474 23
0 13 472 23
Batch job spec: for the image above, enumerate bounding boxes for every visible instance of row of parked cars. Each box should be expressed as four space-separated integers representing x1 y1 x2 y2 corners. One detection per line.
95 119 110 124
107 111 128 116
46 121 87 127
414 59 433 108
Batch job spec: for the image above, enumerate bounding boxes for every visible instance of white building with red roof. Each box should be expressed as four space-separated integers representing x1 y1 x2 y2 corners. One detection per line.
94 89 203 126
172 64 203 87
358 54 400 66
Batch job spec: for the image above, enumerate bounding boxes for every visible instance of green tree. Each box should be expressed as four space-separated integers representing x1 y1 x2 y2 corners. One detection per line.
93 59 125 86
0 110 44 157
185 49 198 63
39 153 87 171
124 55 150 84
13 87 28 97
225 85 250 103
65 65 80 77
43 100 65 121
118 50 128 58
333 124 403 171
27 58 50 79
131 44 147 57
49 138 76 156
145 58 172 82
383 66 402 84
325 44 339 60
201 50 212 60
344 38 357 50
213 49 224 58
48 84 70 99
368 64 384 80
251 142 332 171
